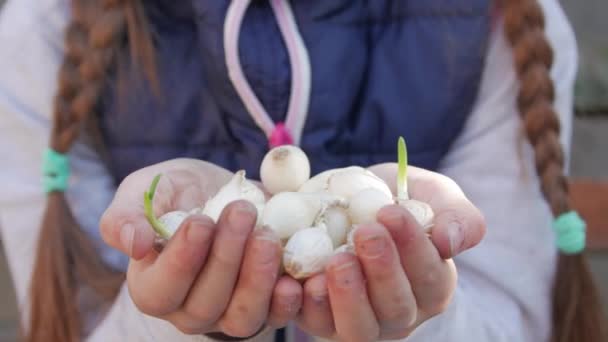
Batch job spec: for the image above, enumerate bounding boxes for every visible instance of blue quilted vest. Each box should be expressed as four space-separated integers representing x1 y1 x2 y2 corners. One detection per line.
98 0 492 183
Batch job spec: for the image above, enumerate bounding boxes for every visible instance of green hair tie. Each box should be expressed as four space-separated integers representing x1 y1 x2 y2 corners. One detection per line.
42 148 70 193
552 211 586 255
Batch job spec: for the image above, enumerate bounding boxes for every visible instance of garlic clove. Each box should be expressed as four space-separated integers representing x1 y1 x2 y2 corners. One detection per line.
202 170 266 224
327 169 392 200
398 199 435 232
283 227 334 279
188 207 205 216
158 210 191 237
348 188 394 225
261 145 311 194
298 166 365 193
262 192 344 241
263 192 346 241
262 192 319 240
321 207 351 247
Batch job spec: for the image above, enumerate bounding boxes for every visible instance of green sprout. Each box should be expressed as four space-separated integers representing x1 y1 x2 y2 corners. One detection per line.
397 136 408 201
144 174 171 239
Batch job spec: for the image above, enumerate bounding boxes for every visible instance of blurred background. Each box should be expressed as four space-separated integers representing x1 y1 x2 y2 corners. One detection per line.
0 0 606 341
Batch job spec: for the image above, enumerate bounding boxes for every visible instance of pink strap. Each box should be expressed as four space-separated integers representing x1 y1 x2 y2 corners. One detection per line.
224 0 276 137
224 0 311 147
269 122 294 148
269 0 311 146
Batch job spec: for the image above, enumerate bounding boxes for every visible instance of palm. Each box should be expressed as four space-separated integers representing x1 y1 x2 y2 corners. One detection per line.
101 159 485 339
119 159 235 218
99 159 238 258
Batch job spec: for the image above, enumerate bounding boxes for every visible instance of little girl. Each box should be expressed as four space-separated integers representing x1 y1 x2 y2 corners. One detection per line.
0 0 603 341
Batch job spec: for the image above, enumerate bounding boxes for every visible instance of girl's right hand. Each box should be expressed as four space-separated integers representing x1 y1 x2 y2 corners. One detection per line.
100 159 303 338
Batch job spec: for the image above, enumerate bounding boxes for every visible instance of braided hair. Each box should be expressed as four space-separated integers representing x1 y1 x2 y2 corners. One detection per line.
503 0 604 341
27 0 604 341
27 1 155 341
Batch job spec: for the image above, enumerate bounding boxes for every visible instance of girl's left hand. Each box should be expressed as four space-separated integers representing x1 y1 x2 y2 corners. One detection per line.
296 164 486 341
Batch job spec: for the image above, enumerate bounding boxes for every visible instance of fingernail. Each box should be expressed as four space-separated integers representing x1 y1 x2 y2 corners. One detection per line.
186 218 213 244
254 229 280 264
331 261 359 288
447 222 464 256
383 207 405 226
383 208 414 233
280 295 301 314
255 227 279 242
229 202 257 233
359 235 386 259
120 223 135 257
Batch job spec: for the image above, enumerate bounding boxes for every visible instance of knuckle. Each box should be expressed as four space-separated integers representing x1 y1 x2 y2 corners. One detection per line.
99 211 120 246
131 291 172 317
172 320 203 335
417 266 443 289
164 245 200 277
183 305 220 326
382 294 417 328
220 318 263 339
381 327 412 340
425 293 453 317
391 304 417 327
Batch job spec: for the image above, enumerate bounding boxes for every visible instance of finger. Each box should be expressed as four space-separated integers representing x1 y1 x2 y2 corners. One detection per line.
180 200 257 329
100 171 176 259
127 215 215 316
218 228 282 337
378 205 457 319
353 223 417 338
100 206 156 260
368 164 486 258
326 253 379 342
297 273 335 338
430 202 486 259
267 276 303 329
407 168 486 258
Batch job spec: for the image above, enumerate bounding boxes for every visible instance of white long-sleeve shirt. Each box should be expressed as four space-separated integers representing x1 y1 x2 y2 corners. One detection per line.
0 0 577 341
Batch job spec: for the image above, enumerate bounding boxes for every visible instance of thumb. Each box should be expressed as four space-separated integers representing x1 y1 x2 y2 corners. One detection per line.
430 203 486 259
100 200 157 260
